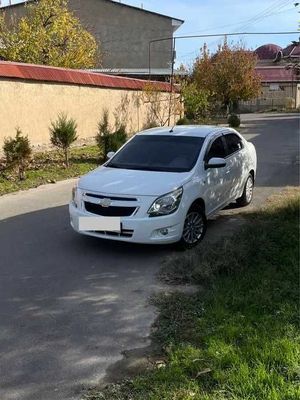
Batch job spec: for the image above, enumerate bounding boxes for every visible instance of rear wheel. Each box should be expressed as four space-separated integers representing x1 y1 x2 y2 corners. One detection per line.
236 173 254 207
178 206 207 250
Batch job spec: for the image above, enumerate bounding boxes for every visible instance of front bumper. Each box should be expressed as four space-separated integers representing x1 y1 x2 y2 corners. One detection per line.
69 202 184 244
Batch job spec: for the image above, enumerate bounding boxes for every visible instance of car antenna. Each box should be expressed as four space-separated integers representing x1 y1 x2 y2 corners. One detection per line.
169 125 176 133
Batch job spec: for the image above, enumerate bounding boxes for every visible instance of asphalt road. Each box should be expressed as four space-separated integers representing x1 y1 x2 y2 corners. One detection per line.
0 113 299 400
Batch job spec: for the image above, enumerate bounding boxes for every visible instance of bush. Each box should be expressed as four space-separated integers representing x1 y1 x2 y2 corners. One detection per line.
181 82 210 121
110 124 127 152
142 120 158 130
96 110 127 161
49 113 78 167
285 97 295 109
228 113 241 128
3 128 32 180
176 116 194 125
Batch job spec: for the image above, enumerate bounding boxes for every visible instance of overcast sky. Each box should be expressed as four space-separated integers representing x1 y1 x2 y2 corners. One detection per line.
1 0 299 67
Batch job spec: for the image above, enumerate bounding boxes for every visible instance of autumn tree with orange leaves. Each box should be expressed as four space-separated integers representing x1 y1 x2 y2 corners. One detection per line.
0 0 99 69
193 41 261 113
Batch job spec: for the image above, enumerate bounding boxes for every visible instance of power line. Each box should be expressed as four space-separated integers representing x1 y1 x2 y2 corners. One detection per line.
148 30 300 78
178 7 297 60
235 0 292 32
236 0 289 28
180 0 293 37
204 1 294 49
151 31 300 44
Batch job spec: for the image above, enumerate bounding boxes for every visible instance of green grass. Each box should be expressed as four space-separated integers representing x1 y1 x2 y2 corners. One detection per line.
86 189 300 400
0 145 99 196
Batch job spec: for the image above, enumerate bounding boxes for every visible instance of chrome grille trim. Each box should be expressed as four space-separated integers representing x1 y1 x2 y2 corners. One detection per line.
84 192 137 202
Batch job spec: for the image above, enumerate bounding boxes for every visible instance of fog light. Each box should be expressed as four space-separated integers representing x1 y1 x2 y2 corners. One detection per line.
160 228 169 236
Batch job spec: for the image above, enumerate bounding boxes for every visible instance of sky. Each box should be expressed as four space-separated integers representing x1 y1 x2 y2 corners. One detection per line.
1 0 299 67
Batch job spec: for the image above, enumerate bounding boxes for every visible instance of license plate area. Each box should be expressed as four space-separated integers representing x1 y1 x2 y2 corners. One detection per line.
78 216 121 232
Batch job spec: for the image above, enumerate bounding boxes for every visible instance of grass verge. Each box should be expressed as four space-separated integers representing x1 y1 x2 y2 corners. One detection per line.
85 189 300 400
0 145 99 196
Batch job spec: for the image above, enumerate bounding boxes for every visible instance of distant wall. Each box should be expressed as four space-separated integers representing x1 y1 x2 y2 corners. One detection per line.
239 83 300 112
0 78 180 148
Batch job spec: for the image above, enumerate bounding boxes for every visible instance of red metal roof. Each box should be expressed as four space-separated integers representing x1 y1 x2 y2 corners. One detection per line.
254 44 282 60
0 61 173 92
256 66 298 83
282 43 300 58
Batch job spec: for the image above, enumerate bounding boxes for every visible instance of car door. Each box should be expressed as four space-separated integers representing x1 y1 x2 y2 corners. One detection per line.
223 132 245 200
202 134 228 215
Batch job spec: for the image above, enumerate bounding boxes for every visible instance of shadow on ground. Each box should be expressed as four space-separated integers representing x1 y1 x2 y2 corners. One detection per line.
0 201 258 400
0 205 173 400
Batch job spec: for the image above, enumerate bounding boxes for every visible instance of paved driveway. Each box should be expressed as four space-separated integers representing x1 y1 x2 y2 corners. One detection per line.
0 113 299 400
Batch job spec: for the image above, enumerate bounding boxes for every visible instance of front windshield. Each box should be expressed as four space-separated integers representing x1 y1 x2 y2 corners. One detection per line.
106 135 205 173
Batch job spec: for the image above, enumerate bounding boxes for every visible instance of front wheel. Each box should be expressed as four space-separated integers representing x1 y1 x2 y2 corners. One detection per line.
178 207 207 250
236 174 254 207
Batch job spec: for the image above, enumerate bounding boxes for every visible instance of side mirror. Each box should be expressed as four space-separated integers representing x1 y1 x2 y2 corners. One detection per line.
205 157 226 169
107 151 115 160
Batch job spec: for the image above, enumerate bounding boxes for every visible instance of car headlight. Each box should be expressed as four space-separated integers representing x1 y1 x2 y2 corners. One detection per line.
148 187 183 217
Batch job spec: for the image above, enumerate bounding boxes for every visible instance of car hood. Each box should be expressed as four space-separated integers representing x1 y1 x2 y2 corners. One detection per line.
78 166 192 196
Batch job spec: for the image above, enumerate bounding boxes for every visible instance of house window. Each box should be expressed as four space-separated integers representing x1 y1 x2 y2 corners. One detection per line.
269 83 280 91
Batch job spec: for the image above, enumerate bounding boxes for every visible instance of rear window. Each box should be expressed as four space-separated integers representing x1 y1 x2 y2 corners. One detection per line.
107 135 205 172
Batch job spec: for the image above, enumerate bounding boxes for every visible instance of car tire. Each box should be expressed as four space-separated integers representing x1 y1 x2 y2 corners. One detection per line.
178 205 207 250
236 173 254 207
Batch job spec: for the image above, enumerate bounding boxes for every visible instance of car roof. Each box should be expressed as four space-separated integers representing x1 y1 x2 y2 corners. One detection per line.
138 125 226 138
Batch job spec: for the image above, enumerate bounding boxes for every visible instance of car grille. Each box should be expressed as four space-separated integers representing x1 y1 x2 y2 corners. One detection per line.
84 201 136 217
85 193 137 202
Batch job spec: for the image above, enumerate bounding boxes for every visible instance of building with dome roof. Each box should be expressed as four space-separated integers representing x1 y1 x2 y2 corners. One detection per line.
240 41 300 112
254 44 282 64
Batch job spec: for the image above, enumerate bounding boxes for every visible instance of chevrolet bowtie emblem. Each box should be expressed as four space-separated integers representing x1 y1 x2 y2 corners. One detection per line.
99 198 112 207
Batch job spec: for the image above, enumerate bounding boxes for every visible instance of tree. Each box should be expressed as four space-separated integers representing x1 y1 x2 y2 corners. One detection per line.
3 128 32 180
50 113 78 167
193 41 261 113
96 109 111 161
96 109 127 162
110 124 127 152
141 83 181 126
0 0 99 68
181 81 210 121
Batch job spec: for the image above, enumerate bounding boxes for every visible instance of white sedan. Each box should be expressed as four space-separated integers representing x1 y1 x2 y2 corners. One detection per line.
69 125 257 248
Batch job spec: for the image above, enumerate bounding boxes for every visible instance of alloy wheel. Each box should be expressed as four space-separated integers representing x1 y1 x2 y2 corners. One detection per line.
245 176 254 203
182 211 204 245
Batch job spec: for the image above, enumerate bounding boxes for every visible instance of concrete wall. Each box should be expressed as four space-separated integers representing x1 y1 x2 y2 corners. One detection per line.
0 78 180 148
239 83 300 112
3 0 179 69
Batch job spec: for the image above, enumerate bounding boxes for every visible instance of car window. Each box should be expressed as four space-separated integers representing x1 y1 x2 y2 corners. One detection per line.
224 133 243 156
206 136 226 160
107 135 205 173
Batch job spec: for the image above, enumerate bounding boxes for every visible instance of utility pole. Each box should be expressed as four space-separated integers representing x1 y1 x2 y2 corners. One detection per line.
168 37 176 125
